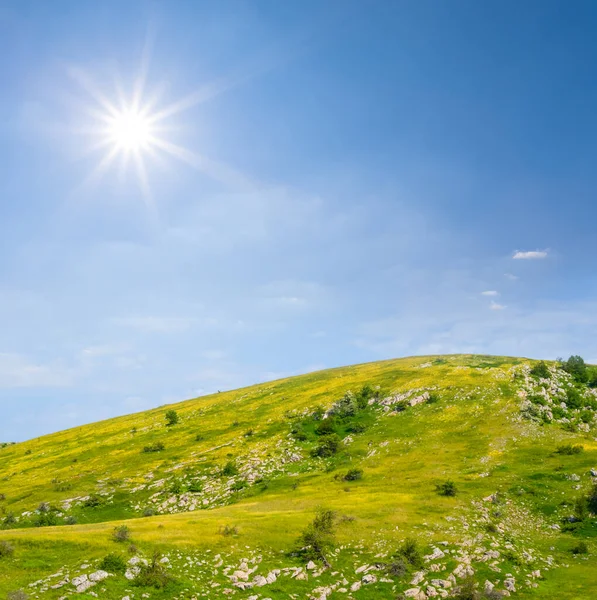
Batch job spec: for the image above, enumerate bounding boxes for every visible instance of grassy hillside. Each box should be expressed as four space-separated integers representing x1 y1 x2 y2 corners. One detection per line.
0 355 595 600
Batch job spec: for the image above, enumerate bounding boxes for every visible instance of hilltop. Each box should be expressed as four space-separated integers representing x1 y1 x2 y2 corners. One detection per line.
0 355 595 600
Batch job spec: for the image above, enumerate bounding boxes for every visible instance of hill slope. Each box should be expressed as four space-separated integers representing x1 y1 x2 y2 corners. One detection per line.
0 355 596 599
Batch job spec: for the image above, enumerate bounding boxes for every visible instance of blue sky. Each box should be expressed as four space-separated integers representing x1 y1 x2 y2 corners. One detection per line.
1 0 597 441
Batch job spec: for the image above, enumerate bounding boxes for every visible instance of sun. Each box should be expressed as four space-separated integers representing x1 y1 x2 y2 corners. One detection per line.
106 109 153 152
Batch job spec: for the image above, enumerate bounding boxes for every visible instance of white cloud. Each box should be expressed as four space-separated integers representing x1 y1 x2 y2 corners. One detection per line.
512 250 548 260
504 273 519 280
0 353 74 388
481 290 498 296
489 301 506 311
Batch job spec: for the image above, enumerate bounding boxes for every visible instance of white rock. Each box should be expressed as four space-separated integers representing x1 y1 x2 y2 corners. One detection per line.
362 574 377 584
306 560 317 570
350 581 361 592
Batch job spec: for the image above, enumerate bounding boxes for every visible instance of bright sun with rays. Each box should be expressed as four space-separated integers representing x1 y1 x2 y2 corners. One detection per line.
106 109 153 152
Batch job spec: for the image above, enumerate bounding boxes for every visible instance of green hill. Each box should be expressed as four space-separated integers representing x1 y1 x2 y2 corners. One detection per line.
0 355 596 599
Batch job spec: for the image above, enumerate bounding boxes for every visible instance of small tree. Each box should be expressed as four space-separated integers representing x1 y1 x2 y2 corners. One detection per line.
297 509 336 567
165 410 179 427
561 356 588 383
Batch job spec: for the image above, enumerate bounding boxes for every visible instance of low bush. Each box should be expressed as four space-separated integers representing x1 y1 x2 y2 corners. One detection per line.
311 434 341 458
315 418 337 436
142 442 165 453
219 524 238 536
0 540 14 558
134 552 173 589
221 461 238 477
571 541 588 555
64 515 77 525
99 552 127 574
35 512 57 527
530 361 551 379
565 387 584 409
395 537 424 570
436 480 458 496
343 468 363 481
112 525 131 542
53 481 73 492
143 508 156 517
3 513 16 527
83 494 104 508
556 444 584 455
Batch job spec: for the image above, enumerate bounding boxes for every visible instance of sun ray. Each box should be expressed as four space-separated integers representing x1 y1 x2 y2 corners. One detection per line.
149 137 255 190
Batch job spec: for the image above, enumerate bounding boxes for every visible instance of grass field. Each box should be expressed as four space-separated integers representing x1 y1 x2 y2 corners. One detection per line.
0 355 595 599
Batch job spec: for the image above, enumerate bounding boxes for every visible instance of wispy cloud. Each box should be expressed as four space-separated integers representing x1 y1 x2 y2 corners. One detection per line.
0 353 74 389
481 290 498 296
512 250 548 260
489 301 506 310
504 273 519 280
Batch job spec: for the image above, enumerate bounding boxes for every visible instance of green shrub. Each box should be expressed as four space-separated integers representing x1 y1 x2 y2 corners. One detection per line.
565 387 584 409
346 422 367 434
99 552 127 574
231 480 247 492
194 433 204 442
3 513 16 527
187 481 202 493
329 391 359 419
560 356 588 383
343 468 363 481
219 524 238 536
297 508 336 566
134 552 173 588
0 541 14 558
143 508 156 517
530 361 551 379
556 444 584 455
574 496 589 521
112 525 131 542
221 461 238 477
165 410 179 426
436 480 458 496
396 537 424 569
34 512 57 527
571 541 588 555
243 429 254 437
170 480 183 494
551 406 566 419
53 481 73 492
587 484 597 514
291 426 308 441
142 442 165 453
65 515 77 525
385 557 407 577
83 494 104 508
355 384 377 409
311 434 341 458
315 418 336 436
